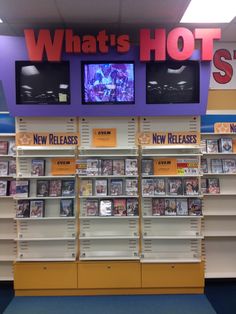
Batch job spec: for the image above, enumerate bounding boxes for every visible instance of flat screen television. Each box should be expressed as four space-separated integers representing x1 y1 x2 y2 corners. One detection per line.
15 61 70 104
146 60 200 104
81 61 135 104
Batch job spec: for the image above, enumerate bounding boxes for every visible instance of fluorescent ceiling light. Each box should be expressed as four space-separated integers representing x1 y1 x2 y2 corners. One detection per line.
21 85 32 90
59 84 68 89
180 0 236 23
149 81 158 85
177 81 187 85
0 19 3 23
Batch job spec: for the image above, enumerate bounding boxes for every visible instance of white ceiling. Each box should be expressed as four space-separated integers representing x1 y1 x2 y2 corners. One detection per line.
0 0 235 42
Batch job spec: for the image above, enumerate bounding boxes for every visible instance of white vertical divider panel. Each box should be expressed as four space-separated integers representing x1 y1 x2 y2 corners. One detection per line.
78 117 139 260
0 132 17 280
139 116 203 263
201 132 236 278
15 117 78 261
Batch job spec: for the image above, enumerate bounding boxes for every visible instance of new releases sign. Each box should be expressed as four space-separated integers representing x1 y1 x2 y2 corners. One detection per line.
16 132 79 146
137 132 200 146
24 28 221 61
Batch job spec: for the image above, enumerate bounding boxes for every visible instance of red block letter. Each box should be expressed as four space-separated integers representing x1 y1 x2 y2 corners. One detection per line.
167 27 194 60
140 29 166 61
24 29 64 61
65 29 81 53
213 49 233 84
194 28 221 61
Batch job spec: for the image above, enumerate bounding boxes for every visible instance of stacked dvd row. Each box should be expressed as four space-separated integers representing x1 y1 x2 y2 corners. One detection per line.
77 158 138 176
16 199 74 218
201 138 235 154
151 198 202 216
0 159 16 176
142 177 200 197
0 140 16 156
0 180 16 196
80 178 138 197
83 198 139 217
201 158 236 174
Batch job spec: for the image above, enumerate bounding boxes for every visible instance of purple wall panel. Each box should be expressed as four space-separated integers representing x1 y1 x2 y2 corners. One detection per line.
0 35 211 117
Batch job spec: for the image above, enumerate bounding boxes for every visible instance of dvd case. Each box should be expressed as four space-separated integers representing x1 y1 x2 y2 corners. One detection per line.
206 139 219 153
95 179 107 196
207 178 220 194
112 159 125 175
183 178 199 195
201 158 208 174
200 139 207 153
0 141 8 155
7 140 16 156
141 159 153 175
188 198 202 216
113 199 127 216
219 138 233 153
222 159 236 173
142 179 154 196
201 178 208 194
125 159 138 176
15 180 29 198
60 199 74 217
36 180 49 197
49 179 62 197
31 159 45 176
153 178 166 195
167 178 183 195
61 180 75 196
8 159 16 176
9 180 16 196
211 159 223 174
80 179 93 196
86 199 99 216
176 198 188 216
87 159 100 176
165 198 177 216
76 159 88 176
152 198 165 216
99 199 113 216
110 179 123 196
16 200 30 218
125 179 138 196
0 180 7 196
126 198 138 216
101 159 113 175
0 161 8 176
30 200 45 218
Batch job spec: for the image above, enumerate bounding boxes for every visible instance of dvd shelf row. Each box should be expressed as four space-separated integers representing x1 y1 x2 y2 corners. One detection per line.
77 158 138 176
83 198 139 217
201 178 220 194
15 179 75 198
0 140 16 155
201 138 235 154
0 179 16 196
201 158 236 174
80 178 138 197
142 177 200 197
16 199 74 218
0 160 16 176
151 198 202 216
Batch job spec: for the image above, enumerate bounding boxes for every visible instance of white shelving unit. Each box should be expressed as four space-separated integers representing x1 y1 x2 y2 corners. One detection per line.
0 133 17 280
15 117 78 261
140 117 203 264
78 117 140 261
202 132 236 278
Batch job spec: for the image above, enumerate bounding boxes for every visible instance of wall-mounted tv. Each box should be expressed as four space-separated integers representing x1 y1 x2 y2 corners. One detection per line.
81 61 135 104
146 60 200 104
15 61 70 104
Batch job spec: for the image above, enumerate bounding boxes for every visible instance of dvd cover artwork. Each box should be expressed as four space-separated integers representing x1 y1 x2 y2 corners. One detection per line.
164 198 177 216
86 199 99 216
126 198 138 216
60 199 74 217
125 179 138 196
153 178 166 195
49 179 62 197
142 179 154 196
219 138 233 153
80 179 93 196
141 159 153 175
110 179 123 196
16 200 30 218
183 178 199 195
206 139 219 153
222 159 236 173
188 199 202 216
112 159 125 175
95 179 107 196
167 178 183 195
101 159 113 175
31 159 45 176
211 159 223 174
0 180 7 196
30 200 45 218
0 161 8 176
125 159 138 176
99 199 113 216
176 199 188 216
152 198 165 216
36 180 49 197
207 178 220 194
61 180 75 196
113 199 127 216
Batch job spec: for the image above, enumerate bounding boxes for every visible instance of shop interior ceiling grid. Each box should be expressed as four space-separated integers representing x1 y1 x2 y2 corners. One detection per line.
79 117 138 149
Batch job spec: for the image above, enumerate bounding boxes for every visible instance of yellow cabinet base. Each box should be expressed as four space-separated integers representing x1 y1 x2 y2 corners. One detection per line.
14 261 204 296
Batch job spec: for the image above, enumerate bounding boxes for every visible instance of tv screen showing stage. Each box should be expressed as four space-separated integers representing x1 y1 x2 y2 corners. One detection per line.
81 61 135 104
146 60 200 104
15 61 70 104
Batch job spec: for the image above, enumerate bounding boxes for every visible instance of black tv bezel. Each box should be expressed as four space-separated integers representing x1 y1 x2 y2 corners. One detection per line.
81 60 135 105
15 60 71 105
146 60 200 105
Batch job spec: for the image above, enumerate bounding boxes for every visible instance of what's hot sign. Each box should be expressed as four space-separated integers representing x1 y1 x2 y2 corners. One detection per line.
24 27 221 62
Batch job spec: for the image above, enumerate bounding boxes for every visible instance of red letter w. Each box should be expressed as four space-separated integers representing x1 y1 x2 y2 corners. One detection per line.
24 29 64 61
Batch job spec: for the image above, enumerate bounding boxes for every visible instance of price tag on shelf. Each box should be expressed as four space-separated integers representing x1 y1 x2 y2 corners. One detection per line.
92 128 117 147
51 158 76 175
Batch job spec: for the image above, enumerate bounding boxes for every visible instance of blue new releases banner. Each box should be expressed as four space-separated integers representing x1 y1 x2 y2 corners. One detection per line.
201 115 236 133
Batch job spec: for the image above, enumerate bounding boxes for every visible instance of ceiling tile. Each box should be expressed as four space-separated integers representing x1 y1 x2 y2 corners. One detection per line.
0 23 16 36
0 0 62 23
120 0 190 24
56 0 120 23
